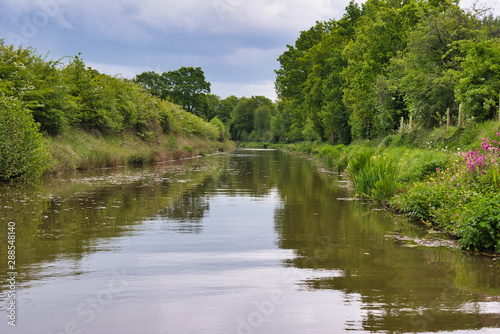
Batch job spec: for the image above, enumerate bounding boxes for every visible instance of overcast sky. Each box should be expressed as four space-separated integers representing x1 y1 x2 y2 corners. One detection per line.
0 0 498 100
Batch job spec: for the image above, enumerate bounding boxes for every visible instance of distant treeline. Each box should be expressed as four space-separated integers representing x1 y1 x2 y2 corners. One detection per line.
135 70 276 142
273 0 500 144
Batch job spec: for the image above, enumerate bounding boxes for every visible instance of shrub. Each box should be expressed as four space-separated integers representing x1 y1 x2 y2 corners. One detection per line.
390 182 448 221
0 96 51 180
456 193 500 253
210 117 226 141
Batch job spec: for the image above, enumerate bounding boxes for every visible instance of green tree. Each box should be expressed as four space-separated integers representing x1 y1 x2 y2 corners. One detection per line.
0 95 51 180
136 67 211 119
453 36 500 122
320 1 361 144
251 105 273 141
206 94 221 121
275 22 327 137
134 71 165 97
217 95 239 124
162 66 211 118
393 4 479 127
231 96 273 140
343 0 420 139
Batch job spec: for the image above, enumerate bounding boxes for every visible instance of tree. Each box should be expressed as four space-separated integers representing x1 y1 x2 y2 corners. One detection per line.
231 96 273 140
231 97 256 140
393 4 479 127
454 36 500 122
136 67 211 119
342 0 420 139
161 67 211 119
206 94 221 121
217 95 240 124
134 71 165 97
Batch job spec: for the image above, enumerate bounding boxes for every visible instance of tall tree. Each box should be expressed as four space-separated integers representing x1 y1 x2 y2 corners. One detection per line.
231 96 273 140
217 95 240 124
453 36 500 122
391 3 479 127
342 0 420 139
136 67 211 119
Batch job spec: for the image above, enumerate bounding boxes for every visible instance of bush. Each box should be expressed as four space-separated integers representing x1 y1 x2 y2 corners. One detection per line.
210 117 226 141
456 193 500 253
390 181 448 221
0 96 51 180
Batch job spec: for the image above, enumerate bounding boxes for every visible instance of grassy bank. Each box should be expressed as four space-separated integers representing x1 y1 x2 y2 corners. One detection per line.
0 41 236 180
241 120 500 254
47 129 234 173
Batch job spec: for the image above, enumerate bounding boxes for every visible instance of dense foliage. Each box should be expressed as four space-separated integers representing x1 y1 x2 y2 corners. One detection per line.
0 41 226 180
273 0 500 143
135 67 212 120
0 95 51 180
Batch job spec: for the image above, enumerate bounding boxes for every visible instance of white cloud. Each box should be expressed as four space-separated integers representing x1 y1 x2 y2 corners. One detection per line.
211 80 277 100
217 0 345 34
10 0 353 39
85 61 147 79
223 47 285 67
460 0 500 15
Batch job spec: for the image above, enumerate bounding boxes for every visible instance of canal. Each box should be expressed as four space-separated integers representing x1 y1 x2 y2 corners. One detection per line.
0 149 499 333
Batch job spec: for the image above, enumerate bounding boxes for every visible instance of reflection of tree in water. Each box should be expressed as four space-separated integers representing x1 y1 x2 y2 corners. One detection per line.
273 155 500 333
158 195 209 234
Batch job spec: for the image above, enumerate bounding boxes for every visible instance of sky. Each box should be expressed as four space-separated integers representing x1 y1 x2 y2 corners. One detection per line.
0 0 498 101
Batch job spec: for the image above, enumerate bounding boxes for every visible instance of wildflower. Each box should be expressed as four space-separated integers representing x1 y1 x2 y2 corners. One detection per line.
457 183 460 187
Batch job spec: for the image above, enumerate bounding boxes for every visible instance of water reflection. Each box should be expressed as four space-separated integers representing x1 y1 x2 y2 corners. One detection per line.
0 150 499 334
273 154 500 333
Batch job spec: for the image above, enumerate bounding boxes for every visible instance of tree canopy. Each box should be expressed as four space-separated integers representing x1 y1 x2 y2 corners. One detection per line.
135 67 211 119
273 0 500 143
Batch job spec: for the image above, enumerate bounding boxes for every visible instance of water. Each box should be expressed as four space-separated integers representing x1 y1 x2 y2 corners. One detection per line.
0 149 499 334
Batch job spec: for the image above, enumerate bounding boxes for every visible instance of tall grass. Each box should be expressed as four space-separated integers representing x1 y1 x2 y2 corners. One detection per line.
47 129 234 172
348 154 400 201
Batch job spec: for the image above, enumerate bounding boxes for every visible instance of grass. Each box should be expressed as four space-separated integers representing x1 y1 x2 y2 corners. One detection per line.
46 129 234 173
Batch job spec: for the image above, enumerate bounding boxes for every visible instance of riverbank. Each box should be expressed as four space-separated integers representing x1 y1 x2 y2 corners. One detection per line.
47 129 235 173
241 120 500 254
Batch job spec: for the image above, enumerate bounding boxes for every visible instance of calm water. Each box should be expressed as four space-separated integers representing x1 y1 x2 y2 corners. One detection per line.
0 149 499 334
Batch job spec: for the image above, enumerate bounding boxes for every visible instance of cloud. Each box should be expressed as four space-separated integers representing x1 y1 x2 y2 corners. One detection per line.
211 80 277 100
85 61 148 79
3 0 351 41
223 47 285 67
211 0 346 34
